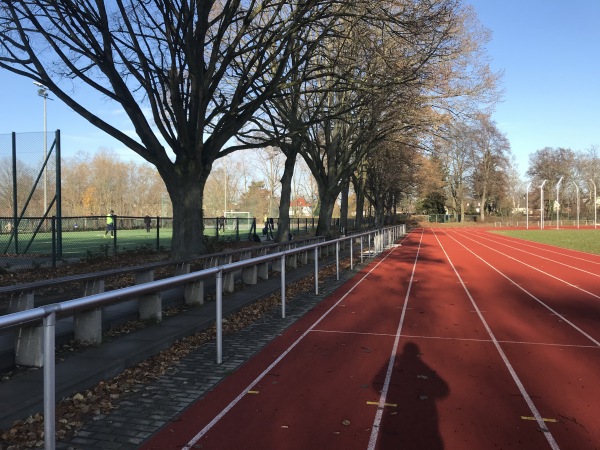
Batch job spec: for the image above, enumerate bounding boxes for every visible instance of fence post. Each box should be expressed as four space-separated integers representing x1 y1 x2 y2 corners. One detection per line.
155 215 160 251
112 214 118 255
51 216 56 269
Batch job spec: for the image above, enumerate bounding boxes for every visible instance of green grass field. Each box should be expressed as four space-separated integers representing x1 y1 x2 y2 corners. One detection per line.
0 224 256 260
492 229 600 255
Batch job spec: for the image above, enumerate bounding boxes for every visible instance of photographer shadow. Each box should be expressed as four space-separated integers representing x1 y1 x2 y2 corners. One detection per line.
372 342 449 449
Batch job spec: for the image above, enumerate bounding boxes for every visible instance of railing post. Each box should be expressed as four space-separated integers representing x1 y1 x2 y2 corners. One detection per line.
216 271 223 364
350 237 353 270
360 236 364 263
43 311 56 450
281 255 286 319
336 241 339 280
314 247 319 295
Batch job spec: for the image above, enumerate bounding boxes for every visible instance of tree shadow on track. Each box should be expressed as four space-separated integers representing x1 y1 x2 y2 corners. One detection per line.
372 342 449 450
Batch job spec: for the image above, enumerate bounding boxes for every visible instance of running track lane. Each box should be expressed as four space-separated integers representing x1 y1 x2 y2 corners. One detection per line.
432 227 600 449
140 228 599 449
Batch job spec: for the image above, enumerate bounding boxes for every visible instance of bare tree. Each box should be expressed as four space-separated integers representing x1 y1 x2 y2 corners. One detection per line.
526 147 576 217
470 113 511 220
0 0 339 257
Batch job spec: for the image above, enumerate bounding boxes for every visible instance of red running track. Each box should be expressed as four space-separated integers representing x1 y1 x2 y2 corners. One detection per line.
140 228 600 450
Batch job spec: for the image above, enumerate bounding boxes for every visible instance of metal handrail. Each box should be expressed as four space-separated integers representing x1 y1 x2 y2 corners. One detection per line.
0 225 405 450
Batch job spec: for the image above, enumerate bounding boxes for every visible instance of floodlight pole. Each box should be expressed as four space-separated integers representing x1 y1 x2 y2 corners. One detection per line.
573 181 579 228
591 180 597 229
34 82 52 215
556 177 563 230
540 180 547 229
526 181 532 229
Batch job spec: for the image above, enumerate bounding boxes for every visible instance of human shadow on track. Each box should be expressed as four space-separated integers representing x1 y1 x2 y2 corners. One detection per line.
372 342 449 450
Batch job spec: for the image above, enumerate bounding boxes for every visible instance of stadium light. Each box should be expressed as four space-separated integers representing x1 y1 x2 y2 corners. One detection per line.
33 82 52 215
556 177 563 230
591 180 597 229
526 182 532 229
540 180 547 229
572 182 579 228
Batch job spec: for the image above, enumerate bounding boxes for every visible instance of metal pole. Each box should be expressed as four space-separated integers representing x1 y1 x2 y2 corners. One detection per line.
540 180 547 229
591 180 597 229
526 181 532 229
314 247 319 295
556 177 563 230
350 237 353 270
335 241 339 280
281 255 286 318
216 271 223 364
43 93 47 214
360 236 364 264
573 182 580 228
43 312 56 450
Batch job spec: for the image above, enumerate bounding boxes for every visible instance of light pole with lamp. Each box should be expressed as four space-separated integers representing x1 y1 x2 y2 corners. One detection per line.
33 82 52 215
591 180 597 229
572 181 580 228
540 180 547 229
555 176 563 230
526 181 532 229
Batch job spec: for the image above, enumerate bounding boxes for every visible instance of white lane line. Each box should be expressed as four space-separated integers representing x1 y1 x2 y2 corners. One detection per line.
400 334 600 349
450 229 600 277
439 232 600 348
445 230 600 301
366 229 425 450
469 229 600 265
181 231 414 450
432 229 561 450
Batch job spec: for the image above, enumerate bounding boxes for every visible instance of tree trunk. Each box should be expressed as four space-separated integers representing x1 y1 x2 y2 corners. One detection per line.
352 174 366 229
340 179 349 233
479 187 487 221
164 167 208 259
315 185 338 238
276 151 297 242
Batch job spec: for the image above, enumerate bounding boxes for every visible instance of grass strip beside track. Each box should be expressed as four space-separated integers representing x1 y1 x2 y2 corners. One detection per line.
491 229 600 255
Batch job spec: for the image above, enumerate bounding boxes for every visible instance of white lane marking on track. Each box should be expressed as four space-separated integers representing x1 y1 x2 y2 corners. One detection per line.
432 229 561 450
440 232 600 348
181 230 417 450
447 230 600 301
450 229 600 277
367 229 425 450
400 334 600 349
465 229 600 264
311 329 398 337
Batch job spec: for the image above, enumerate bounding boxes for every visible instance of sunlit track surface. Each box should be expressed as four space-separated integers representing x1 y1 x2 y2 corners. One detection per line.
139 227 599 450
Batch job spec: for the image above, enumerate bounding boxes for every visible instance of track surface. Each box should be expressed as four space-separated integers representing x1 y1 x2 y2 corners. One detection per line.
141 228 600 450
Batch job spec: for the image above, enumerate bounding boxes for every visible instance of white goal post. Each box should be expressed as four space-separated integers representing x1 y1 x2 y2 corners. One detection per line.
223 211 252 230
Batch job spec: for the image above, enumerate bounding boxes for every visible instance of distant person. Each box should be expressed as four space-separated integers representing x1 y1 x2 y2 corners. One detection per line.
144 215 151 233
104 210 115 237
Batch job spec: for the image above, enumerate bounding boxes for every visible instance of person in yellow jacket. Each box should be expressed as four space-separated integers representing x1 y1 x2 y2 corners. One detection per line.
104 210 115 237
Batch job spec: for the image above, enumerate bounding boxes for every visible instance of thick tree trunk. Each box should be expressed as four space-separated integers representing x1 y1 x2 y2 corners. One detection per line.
480 188 487 221
315 185 337 238
276 151 297 242
340 179 349 233
164 166 208 259
352 174 365 229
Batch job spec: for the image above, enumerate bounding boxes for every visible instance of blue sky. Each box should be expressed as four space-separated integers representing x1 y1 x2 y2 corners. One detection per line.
468 0 600 174
1 1 599 176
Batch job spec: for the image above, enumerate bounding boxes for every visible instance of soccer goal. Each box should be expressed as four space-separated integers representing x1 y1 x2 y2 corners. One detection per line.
224 211 252 231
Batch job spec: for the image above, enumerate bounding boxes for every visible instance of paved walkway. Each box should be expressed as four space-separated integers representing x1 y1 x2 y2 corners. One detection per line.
55 267 357 450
